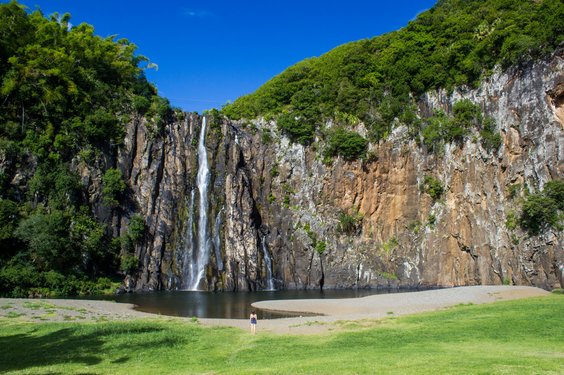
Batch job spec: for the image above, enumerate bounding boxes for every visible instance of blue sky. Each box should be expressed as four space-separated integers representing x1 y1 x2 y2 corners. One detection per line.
17 0 437 113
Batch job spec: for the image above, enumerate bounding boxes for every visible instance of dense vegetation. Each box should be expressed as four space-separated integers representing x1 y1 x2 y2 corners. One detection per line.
519 180 564 235
224 0 563 154
0 295 562 373
0 1 166 297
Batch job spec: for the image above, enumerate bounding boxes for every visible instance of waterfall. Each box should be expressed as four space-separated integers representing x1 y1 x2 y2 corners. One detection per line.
188 117 211 291
262 235 275 291
213 207 224 271
181 190 196 289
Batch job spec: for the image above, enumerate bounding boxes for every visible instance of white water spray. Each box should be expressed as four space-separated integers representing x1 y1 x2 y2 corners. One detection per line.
262 235 275 291
188 117 211 290
182 190 196 289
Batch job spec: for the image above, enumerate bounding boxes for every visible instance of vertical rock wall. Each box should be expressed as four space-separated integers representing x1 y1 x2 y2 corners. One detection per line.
121 50 563 291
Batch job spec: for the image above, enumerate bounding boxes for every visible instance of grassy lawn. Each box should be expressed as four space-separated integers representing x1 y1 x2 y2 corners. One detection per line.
0 295 562 374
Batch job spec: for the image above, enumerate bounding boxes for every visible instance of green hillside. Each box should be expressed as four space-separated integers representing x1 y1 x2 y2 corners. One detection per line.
223 0 563 144
0 1 170 296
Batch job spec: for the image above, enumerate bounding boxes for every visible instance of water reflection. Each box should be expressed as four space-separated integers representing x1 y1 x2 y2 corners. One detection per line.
106 289 413 320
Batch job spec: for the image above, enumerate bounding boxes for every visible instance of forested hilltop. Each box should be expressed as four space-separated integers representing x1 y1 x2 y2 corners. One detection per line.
224 0 563 149
0 1 172 296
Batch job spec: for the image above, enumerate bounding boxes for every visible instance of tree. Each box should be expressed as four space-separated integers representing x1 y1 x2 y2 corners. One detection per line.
70 212 108 274
102 168 126 208
0 2 171 296
15 210 74 271
0 199 20 259
277 113 315 145
325 127 368 160
519 180 564 234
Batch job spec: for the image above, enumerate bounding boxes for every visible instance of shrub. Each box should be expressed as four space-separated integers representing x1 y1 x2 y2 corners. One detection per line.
128 215 145 243
423 176 444 201
147 96 172 134
303 222 316 243
102 168 126 208
421 111 449 151
206 108 223 131
0 263 118 297
15 210 74 272
452 99 482 129
505 211 518 230
407 220 422 235
520 181 563 235
337 210 363 235
0 199 19 243
0 263 41 297
270 163 279 178
382 237 398 254
70 211 108 269
261 130 273 144
480 117 502 151
507 184 521 199
379 271 398 280
283 195 291 207
543 180 564 211
277 113 315 145
268 192 276 204
428 213 437 227
315 241 327 255
325 128 368 161
120 254 139 275
480 129 502 151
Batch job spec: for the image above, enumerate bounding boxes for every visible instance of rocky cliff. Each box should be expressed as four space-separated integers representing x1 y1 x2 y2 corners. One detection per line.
120 49 563 292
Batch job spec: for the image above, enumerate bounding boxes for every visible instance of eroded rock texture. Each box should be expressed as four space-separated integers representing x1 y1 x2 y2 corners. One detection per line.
121 50 563 291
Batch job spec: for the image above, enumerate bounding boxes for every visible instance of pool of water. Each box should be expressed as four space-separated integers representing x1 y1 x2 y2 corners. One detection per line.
103 288 416 319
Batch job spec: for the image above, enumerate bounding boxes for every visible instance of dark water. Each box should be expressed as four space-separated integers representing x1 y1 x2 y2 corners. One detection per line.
101 289 415 320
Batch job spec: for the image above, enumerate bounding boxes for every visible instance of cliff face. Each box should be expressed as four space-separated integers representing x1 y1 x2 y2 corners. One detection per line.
121 50 563 292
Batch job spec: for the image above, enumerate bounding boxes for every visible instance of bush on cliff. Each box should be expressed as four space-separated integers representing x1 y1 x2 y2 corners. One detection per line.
423 176 444 201
277 113 315 145
325 127 368 161
520 180 564 235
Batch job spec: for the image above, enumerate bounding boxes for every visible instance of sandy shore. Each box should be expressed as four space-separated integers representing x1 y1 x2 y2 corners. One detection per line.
0 298 159 323
0 286 549 335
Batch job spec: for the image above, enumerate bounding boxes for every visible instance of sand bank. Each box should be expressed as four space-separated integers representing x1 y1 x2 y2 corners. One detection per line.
0 285 549 335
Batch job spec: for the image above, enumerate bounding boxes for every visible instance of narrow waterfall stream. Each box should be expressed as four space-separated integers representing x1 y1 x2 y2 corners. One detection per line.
188 117 211 290
262 236 275 291
214 207 224 271
181 190 196 289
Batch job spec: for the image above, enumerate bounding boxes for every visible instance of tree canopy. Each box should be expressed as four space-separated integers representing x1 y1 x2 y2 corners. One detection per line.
0 1 163 297
223 0 563 144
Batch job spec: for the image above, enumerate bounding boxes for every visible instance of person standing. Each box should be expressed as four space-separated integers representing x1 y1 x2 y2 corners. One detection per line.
250 310 257 334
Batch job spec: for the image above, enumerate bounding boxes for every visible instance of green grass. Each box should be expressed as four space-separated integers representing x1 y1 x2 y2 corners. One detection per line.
0 296 562 374
22 301 57 310
5 311 23 319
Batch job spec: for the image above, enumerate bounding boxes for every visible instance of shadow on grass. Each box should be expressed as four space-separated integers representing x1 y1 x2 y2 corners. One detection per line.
0 325 167 373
